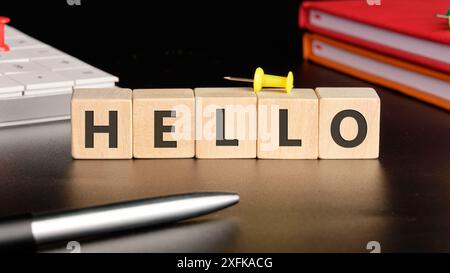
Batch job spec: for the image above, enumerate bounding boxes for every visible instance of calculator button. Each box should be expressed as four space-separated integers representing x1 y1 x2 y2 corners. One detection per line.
8 71 74 90
57 67 118 85
0 75 24 94
0 61 48 75
36 57 89 71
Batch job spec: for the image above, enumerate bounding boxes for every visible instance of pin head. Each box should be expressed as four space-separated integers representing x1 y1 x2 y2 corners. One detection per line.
0 16 10 24
253 67 294 94
435 9 450 27
285 71 293 94
253 67 264 92
0 16 10 52
224 67 294 94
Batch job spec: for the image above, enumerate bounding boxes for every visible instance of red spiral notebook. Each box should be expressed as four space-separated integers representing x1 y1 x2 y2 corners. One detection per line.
299 0 450 74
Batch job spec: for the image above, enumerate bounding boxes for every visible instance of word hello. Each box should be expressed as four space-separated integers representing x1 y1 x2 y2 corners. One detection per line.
71 87 380 159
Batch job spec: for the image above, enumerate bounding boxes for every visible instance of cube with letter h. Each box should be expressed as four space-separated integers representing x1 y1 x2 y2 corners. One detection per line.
195 88 257 158
71 88 133 159
316 88 380 159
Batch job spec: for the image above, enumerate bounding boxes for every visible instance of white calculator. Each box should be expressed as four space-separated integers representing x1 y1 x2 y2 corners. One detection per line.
0 25 119 127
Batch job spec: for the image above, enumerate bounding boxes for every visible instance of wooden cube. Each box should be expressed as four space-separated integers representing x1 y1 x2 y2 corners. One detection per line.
257 89 318 159
71 88 132 159
316 88 380 159
195 87 257 158
133 89 195 158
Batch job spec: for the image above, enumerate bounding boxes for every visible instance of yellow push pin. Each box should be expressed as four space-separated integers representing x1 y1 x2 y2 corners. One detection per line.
224 67 294 94
436 9 450 27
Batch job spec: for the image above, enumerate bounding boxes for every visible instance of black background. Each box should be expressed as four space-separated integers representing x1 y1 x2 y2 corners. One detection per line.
3 0 302 88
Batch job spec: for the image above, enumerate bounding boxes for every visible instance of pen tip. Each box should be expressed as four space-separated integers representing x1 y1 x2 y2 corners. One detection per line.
210 192 240 206
230 193 240 203
225 193 240 205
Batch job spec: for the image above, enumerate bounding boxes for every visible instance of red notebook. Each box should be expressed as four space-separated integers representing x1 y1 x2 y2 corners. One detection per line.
299 0 450 74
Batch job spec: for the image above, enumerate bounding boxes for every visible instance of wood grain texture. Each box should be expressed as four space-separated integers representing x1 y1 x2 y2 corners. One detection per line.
195 87 257 158
133 89 195 158
316 87 380 159
257 89 318 159
71 88 132 159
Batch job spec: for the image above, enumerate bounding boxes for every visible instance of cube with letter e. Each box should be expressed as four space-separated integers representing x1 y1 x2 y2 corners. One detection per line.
132 89 195 158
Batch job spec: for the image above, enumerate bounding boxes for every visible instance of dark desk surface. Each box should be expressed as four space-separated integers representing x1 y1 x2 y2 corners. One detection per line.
0 62 449 253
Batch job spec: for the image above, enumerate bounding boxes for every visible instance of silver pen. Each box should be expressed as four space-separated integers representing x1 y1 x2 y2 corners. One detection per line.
0 192 240 252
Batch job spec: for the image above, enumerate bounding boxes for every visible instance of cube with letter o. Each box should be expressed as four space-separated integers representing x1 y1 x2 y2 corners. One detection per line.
316 87 380 159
